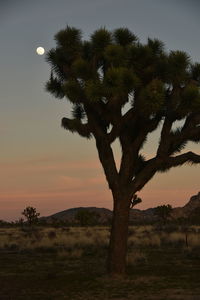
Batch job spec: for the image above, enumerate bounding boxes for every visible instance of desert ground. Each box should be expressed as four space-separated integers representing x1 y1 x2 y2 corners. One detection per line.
0 225 200 299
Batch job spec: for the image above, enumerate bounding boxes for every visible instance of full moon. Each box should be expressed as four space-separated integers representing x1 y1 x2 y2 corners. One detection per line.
36 47 45 55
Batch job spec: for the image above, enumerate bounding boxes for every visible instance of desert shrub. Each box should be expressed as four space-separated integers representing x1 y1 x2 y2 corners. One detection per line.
128 227 136 236
47 230 57 239
154 204 173 223
162 232 185 247
135 225 153 234
162 224 179 233
5 243 19 251
188 233 200 248
21 226 43 239
128 232 161 248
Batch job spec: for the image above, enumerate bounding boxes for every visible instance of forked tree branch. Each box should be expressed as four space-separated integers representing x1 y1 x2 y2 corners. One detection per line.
85 107 119 190
118 113 162 184
159 151 200 170
129 157 159 193
157 117 173 156
129 151 200 195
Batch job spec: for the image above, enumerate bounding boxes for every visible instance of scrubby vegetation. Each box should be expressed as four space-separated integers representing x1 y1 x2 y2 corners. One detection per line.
0 224 200 299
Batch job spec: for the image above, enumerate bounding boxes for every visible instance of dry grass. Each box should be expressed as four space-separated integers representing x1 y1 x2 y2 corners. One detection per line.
166 232 186 245
1 225 200 299
128 234 161 248
0 225 200 255
0 226 110 252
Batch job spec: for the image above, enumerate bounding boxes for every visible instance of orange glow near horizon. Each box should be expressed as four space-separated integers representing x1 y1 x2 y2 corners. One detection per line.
1 154 199 221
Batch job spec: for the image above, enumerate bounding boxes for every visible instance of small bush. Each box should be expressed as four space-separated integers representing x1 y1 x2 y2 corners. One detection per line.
47 231 57 239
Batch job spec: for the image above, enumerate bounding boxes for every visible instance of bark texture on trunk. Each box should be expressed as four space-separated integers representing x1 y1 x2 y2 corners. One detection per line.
107 195 130 276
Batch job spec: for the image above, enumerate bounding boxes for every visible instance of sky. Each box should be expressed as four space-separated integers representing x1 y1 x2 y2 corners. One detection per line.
0 0 200 221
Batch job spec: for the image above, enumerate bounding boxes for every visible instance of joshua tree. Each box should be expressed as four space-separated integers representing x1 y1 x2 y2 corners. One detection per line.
22 206 40 226
155 204 173 223
45 26 200 276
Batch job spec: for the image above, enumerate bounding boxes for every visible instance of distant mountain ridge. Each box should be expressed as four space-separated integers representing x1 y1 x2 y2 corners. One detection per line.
42 192 200 224
46 207 112 224
171 192 200 219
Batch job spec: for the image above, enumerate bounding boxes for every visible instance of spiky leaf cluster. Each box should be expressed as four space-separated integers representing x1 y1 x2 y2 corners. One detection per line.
45 73 65 98
182 85 200 111
168 51 190 84
104 67 139 99
104 45 126 67
63 80 83 103
72 104 85 120
113 28 137 46
46 26 200 165
85 80 103 102
91 28 112 55
191 63 200 84
138 79 165 115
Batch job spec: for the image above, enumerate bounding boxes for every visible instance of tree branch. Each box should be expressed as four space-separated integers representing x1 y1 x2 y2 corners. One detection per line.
61 118 92 138
129 158 159 193
84 105 119 190
107 108 136 143
182 113 200 131
158 151 200 171
129 150 200 195
169 126 200 155
95 137 119 190
118 113 162 184
157 117 173 156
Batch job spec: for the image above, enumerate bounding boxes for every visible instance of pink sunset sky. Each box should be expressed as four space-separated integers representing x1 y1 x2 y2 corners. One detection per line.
1 0 200 221
1 139 199 221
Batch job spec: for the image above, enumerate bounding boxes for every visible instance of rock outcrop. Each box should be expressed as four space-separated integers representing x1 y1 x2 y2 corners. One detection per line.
172 192 200 219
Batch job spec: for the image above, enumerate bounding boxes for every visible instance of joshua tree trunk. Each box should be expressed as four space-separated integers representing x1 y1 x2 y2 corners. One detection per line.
107 191 130 276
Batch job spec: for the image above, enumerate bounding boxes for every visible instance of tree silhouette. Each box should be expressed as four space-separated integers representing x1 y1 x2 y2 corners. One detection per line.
46 26 200 276
22 206 40 226
155 204 173 223
189 207 200 224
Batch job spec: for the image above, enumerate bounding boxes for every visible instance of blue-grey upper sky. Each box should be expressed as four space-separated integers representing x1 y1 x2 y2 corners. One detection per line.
1 0 200 220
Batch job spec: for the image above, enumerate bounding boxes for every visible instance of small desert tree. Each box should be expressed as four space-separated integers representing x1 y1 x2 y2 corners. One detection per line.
155 204 173 223
46 26 200 276
22 206 40 226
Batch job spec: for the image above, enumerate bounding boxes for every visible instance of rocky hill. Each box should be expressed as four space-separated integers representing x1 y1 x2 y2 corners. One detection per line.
171 192 200 219
41 192 200 224
42 207 112 224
